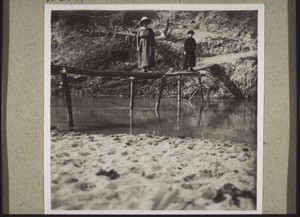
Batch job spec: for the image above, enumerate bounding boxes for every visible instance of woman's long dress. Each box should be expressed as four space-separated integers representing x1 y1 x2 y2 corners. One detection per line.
183 37 196 68
136 27 156 69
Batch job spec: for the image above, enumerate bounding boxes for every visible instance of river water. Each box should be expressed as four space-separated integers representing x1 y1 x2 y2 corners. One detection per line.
51 96 257 144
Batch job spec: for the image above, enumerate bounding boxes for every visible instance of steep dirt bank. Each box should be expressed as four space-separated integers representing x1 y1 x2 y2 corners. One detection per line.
51 10 258 99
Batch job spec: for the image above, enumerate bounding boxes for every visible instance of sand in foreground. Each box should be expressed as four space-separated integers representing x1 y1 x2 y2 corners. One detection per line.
51 131 257 210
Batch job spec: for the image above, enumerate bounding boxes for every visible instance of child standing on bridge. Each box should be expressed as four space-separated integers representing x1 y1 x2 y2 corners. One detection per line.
136 17 157 73
183 30 197 71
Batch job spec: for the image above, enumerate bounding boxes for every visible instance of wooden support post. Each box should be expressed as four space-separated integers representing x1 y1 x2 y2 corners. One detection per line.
129 77 135 109
198 75 204 101
189 87 199 101
60 68 74 127
177 75 182 101
155 76 166 110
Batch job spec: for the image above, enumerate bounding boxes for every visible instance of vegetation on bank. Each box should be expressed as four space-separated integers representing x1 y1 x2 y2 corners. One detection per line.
51 10 258 99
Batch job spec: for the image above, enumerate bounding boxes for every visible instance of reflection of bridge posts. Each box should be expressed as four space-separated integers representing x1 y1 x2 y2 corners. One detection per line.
60 67 74 127
197 102 204 127
52 64 219 127
206 100 242 128
155 76 166 110
155 109 162 134
207 89 211 102
177 76 182 101
129 109 134 134
198 102 204 139
177 101 181 130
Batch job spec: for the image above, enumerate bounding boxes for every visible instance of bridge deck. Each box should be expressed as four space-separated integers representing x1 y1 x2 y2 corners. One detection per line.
51 64 217 78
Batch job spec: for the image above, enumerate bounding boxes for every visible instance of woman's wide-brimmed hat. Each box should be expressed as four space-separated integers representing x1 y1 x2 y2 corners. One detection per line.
187 30 195 35
140 16 152 25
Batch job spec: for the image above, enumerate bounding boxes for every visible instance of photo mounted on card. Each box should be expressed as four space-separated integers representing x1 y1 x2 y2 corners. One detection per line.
44 4 264 214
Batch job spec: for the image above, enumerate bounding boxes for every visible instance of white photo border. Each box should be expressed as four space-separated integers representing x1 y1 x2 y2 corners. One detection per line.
44 3 264 215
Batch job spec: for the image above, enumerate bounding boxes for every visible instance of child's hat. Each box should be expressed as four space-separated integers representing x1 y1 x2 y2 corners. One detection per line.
187 30 195 35
140 17 151 25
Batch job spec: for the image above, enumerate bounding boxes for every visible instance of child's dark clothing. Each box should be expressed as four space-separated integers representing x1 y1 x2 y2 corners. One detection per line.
183 37 196 68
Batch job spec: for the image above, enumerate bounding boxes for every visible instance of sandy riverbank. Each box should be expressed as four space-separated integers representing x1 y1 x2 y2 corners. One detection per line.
50 131 257 211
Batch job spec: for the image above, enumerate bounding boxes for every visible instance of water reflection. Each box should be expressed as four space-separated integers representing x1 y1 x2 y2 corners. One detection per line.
177 101 181 131
129 108 134 135
154 109 162 134
51 96 257 143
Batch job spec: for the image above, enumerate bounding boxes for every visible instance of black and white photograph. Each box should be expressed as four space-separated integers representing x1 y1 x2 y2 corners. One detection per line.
44 4 264 214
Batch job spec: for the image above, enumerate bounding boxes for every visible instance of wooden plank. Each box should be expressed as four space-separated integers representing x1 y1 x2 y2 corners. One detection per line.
51 65 163 79
51 64 215 78
166 64 217 76
165 71 199 77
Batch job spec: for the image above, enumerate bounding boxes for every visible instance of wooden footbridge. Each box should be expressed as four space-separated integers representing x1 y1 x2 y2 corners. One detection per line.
51 63 234 127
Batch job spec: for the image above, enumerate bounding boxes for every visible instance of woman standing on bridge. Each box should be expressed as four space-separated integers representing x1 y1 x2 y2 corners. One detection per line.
183 30 197 71
136 17 157 72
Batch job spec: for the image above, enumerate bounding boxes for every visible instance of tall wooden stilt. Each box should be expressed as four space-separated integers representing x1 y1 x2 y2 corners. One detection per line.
129 77 135 109
189 87 199 101
60 68 74 127
177 75 182 101
155 76 166 110
198 75 204 101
